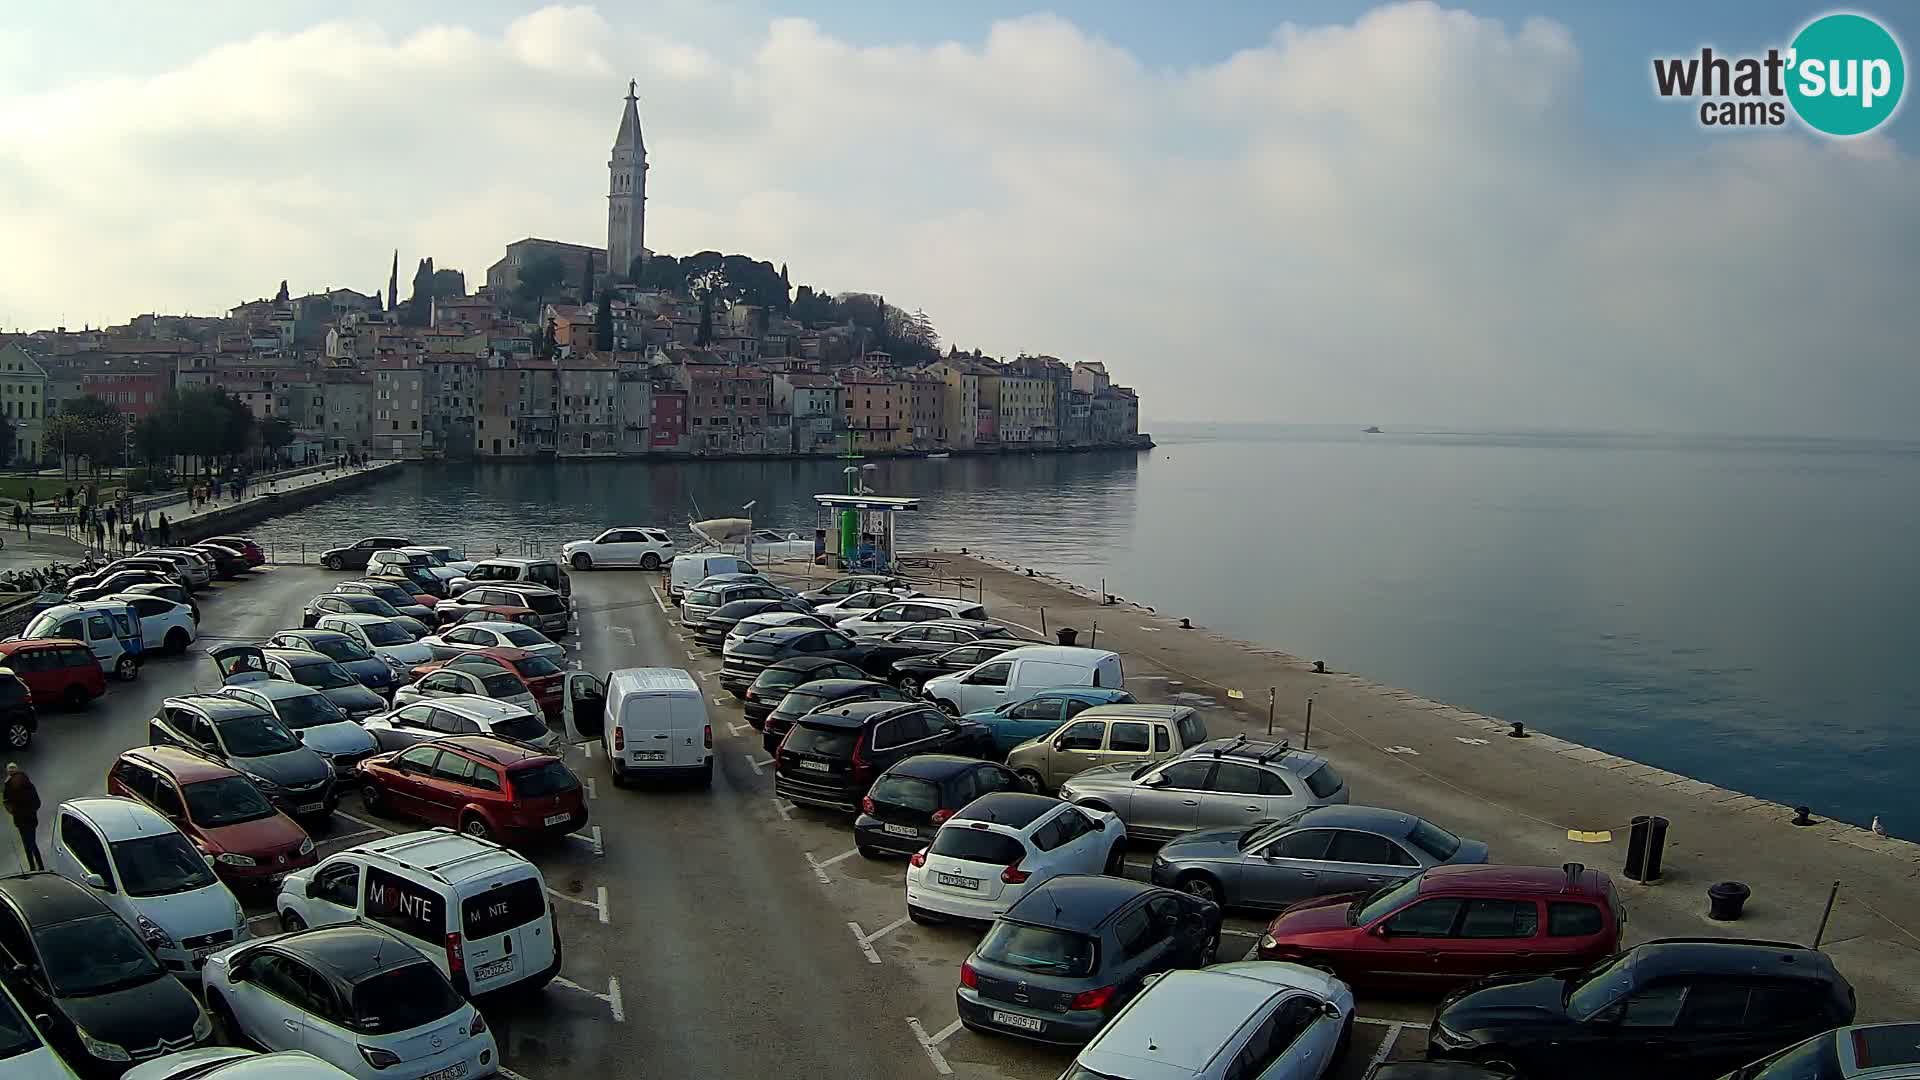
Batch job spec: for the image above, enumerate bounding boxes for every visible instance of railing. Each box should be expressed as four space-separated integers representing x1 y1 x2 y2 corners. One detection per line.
259 536 554 565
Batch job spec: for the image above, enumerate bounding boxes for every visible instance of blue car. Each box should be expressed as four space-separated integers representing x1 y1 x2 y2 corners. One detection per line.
965 687 1138 757
264 628 404 695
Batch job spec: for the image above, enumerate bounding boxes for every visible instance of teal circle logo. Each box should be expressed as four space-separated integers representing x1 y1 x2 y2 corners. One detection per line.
1787 13 1905 136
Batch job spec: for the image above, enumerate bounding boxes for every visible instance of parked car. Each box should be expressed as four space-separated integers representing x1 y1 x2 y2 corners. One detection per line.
188 545 250 581
1057 734 1345 840
148 694 336 823
810 589 925 620
964 687 1142 757
559 667 712 786
798 574 909 605
273 829 560 997
1429 938 1856 1080
0 640 103 712
116 583 199 623
679 582 792 630
444 605 542 630
695 598 816 652
67 571 175 605
853 755 1026 857
923 644 1122 716
259 631 401 696
311 614 434 668
775 699 994 811
362 696 557 754
216 682 379 779
0 974 80 1080
904 792 1125 923
843 620 1021 675
760 677 912 756
123 1050 355 1080
355 735 587 844
105 747 316 890
0 873 213 1074
391 664 542 726
0 671 36 750
362 574 441 611
436 584 569 636
723 626 872 702
451 557 570 600
721 611 832 653
1714 1022 1920 1080
318 536 413 572
1062 962 1354 1080
666 554 756 602
833 597 989 637
130 551 211 590
330 581 435 624
203 924 497 1080
1259 863 1624 991
408 544 475 575
444 648 566 718
417 622 564 664
956 875 1221 1046
888 641 1030 696
203 536 267 567
740 657 873 728
1015 702 1215 794
68 559 184 593
562 527 675 571
1153 804 1491 910
46 798 248 983
252 649 389 720
22 602 143 680
367 549 457 589
108 595 196 655
300 595 427 639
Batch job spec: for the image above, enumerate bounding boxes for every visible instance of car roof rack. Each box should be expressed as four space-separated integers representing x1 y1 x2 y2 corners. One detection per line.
1257 741 1294 762
1209 734 1251 758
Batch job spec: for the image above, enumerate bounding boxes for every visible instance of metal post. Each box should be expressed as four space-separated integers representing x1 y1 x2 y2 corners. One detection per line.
1813 880 1841 948
1266 688 1276 736
1039 607 1047 637
1303 698 1314 751
1089 620 1098 648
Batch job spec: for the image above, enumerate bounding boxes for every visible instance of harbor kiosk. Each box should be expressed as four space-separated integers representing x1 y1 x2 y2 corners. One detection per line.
812 493 918 572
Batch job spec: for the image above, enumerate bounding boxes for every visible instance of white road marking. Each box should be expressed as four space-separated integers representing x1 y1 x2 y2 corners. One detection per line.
651 587 670 614
1456 737 1490 745
331 810 392 835
499 1068 533 1080
609 625 635 645
585 778 597 800
583 741 595 759
546 888 608 926
907 1017 955 1076
814 848 858 869
746 753 772 773
712 696 729 706
695 670 718 680
608 976 625 1022
848 921 882 964
1136 626 1161 632
247 913 280 927
804 850 838 884
774 798 794 820
1383 745 1421 755
597 885 609 925
320 828 383 845
727 722 749 737
1354 1015 1430 1030
1366 1022 1404 1071
565 825 605 857
1220 928 1262 938
685 650 702 662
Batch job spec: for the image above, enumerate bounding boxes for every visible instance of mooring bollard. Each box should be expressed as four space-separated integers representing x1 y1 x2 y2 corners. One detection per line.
1508 721 1528 738
1792 806 1816 826
1707 881 1750 920
1056 627 1079 647
1624 815 1670 883
1313 660 1326 674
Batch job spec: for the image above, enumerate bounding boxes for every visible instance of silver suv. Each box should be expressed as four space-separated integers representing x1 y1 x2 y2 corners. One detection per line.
1057 736 1348 842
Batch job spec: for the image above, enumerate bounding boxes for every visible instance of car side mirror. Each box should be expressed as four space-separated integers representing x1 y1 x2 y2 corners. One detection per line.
1320 1001 1341 1019
32 1013 51 1028
294 729 307 742
83 873 107 891
1141 773 1165 787
9 964 26 979
303 879 318 899
1052 737 1069 751
1371 923 1391 938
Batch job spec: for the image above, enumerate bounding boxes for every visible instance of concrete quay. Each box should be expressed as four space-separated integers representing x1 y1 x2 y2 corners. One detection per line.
888 551 1920 1020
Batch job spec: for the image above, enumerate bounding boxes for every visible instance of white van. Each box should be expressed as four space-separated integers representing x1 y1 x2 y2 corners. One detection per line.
922 645 1125 715
560 667 713 787
274 829 560 998
667 554 757 603
21 600 145 680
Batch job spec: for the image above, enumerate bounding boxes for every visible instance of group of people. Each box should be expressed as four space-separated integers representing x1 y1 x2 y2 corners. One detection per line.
81 505 172 556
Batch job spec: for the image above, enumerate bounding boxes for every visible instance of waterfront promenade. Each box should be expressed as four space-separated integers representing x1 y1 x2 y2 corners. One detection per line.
887 551 1920 1018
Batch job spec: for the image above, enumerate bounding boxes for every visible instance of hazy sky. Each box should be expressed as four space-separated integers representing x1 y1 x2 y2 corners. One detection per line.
1 2 1915 436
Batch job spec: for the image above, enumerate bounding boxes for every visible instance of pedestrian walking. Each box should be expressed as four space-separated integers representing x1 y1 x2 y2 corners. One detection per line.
94 521 106 553
106 506 118 533
133 520 145 548
118 527 130 553
3 764 42 872
157 512 171 547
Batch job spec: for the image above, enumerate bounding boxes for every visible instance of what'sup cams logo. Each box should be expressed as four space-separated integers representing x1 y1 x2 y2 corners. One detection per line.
1653 11 1905 136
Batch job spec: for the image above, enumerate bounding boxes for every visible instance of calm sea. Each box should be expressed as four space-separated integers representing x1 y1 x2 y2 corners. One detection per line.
246 426 1920 835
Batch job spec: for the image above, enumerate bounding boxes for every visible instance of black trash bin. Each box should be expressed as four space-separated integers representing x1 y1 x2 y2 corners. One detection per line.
1708 881 1751 921
1056 627 1079 647
1624 815 1670 882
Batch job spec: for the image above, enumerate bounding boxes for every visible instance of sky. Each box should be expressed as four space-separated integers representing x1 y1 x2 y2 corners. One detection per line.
0 1 1915 436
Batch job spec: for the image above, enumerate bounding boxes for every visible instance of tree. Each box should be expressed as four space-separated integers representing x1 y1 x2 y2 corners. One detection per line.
594 291 614 351
259 417 295 458
514 255 569 316
405 257 435 326
580 256 596 306
689 269 725 347
431 267 465 298
777 262 792 315
46 395 128 476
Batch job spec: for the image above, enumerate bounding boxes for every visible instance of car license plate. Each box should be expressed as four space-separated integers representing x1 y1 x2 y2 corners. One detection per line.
543 812 571 826
800 760 830 772
297 802 324 814
192 946 215 961
423 1064 467 1080
474 957 514 981
883 823 917 837
935 872 980 891
634 751 665 762
991 1011 1044 1033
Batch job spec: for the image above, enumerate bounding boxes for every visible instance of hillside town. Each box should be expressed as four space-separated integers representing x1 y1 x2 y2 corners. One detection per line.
0 83 1144 467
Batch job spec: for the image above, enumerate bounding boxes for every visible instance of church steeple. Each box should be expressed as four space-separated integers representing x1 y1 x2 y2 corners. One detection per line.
608 79 648 282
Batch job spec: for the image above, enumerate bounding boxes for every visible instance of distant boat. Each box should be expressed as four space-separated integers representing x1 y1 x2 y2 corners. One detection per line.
690 517 751 546
1364 426 1382 434
927 451 951 459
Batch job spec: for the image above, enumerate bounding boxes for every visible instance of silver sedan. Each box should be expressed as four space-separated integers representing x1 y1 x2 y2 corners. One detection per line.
1148 804 1489 910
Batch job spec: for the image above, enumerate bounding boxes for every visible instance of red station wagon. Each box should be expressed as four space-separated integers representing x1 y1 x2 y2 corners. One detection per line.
355 734 588 844
106 745 317 887
1257 863 1623 990
0 638 107 709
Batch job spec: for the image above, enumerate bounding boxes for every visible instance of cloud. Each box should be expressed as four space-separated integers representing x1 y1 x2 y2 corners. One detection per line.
0 2 1914 436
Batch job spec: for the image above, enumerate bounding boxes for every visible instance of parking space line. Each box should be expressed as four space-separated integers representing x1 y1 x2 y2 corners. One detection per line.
1355 1015 1429 1031
848 921 882 964
565 825 604 857
1366 1022 1404 1070
500 1067 535 1080
726 722 749 737
773 798 794 820
1220 928 1261 938
321 828 384 845
331 810 392 836
596 885 609 925
685 650 701 662
814 848 858 869
651 587 669 614
608 976 624 1021
746 753 772 773
907 1017 956 1076
585 778 596 800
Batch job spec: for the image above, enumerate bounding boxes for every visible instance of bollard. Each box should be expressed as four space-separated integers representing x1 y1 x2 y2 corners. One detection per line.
1313 660 1326 674
1508 721 1528 738
1707 881 1750 921
1624 815 1670 882
1792 806 1815 826
1056 627 1079 647
1179 618 1192 629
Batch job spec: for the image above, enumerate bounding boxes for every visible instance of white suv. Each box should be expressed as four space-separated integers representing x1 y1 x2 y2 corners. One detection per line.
275 829 560 998
562 527 676 571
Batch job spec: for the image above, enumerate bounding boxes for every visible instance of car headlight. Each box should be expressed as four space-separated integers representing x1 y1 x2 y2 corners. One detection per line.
193 1009 213 1042
244 773 282 793
1259 932 1278 949
215 852 257 867
1431 1023 1477 1051
134 914 176 950
298 836 315 855
77 1028 131 1062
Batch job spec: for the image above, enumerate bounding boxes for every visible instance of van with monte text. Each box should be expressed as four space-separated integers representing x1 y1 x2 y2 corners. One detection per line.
274 828 560 998
561 667 714 787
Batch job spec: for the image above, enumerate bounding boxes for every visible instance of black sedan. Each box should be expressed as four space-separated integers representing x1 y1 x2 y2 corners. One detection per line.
854 754 1026 857
742 657 873 727
888 641 1025 695
842 620 1023 677
760 677 910 754
0 873 211 1075
956 875 1220 1046
722 625 870 697
695 598 816 652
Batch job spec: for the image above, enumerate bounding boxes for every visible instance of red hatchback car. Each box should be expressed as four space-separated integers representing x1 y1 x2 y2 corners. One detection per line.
356 734 588 845
106 745 317 888
1257 863 1623 990
0 638 106 710
206 535 268 566
411 647 566 719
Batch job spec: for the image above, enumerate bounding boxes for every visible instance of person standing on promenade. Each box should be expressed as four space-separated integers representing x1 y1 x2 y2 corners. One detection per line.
3 764 42 872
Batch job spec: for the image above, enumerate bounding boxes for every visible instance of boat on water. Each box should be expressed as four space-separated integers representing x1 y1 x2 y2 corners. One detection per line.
927 451 951 459
690 517 752 546
1364 425 1382 434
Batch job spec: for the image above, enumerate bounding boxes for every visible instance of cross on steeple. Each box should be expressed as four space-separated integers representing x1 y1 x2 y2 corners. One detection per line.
627 79 636 101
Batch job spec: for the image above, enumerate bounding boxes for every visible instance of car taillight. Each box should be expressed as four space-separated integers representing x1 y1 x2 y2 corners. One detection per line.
1069 985 1116 1011
704 724 713 749
444 932 463 974
959 961 978 990
1001 861 1030 884
931 809 954 825
861 796 876 815
850 732 872 783
910 847 928 868
612 728 624 751
468 1011 487 1037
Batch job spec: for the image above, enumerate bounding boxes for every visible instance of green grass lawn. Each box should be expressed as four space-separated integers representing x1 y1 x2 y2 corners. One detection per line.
0 474 126 504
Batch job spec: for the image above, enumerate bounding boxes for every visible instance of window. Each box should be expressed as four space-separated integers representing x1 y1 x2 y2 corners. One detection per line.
363 866 442 943
965 661 1011 686
312 861 359 907
1208 762 1267 794
1743 985 1818 1028
59 814 114 888
1304 763 1345 799
1618 983 1688 1028
1267 829 1335 860
1107 722 1151 752
1458 898 1540 939
972 767 1015 796
397 745 441 773
1113 906 1164 959
1678 983 1756 1030
1326 831 1408 866
1152 725 1171 752
1156 760 1213 789
1548 901 1604 937
1055 720 1105 751
1176 712 1208 748
1009 698 1060 721
1384 898 1463 937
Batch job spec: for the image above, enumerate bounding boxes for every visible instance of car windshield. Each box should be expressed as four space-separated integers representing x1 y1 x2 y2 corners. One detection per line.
183 777 277 826
482 672 527 698
34 915 165 996
362 622 412 646
300 636 371 663
514 656 563 678
0 989 41 1059
293 660 359 690
1733 1034 1842 1080
1567 952 1638 1019
1351 874 1422 926
1240 808 1315 850
350 963 464 1035
508 760 578 797
217 714 302 756
111 834 219 897
272 692 346 729
493 714 552 744
868 775 941 811
686 590 717 606
755 667 816 693
369 587 412 606
502 628 548 648
772 688 833 720
1408 819 1463 860
977 920 1098 978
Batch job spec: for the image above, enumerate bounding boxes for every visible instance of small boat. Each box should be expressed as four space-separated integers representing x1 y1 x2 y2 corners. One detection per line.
689 517 751 546
1364 425 1382 434
927 451 950 459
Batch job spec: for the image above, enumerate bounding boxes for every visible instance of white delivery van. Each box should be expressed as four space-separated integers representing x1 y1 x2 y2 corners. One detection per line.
667 554 757 603
922 645 1125 716
560 667 713 787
